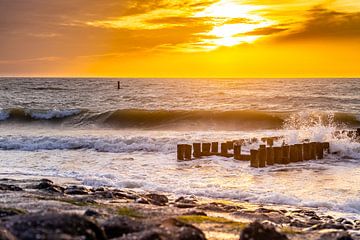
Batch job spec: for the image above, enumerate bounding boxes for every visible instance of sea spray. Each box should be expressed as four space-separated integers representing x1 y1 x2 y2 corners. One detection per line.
282 111 360 159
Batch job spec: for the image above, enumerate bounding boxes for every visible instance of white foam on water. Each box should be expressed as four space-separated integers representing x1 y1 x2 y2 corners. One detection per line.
0 111 360 218
28 109 81 120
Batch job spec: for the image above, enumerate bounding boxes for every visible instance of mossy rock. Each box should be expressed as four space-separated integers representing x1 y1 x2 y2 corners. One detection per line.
177 215 247 230
116 207 144 218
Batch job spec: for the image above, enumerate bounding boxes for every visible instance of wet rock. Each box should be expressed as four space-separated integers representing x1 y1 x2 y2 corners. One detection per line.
240 221 288 240
175 197 197 204
3 213 106 240
64 186 90 195
198 202 240 212
0 208 26 218
318 231 354 240
290 219 317 228
93 190 114 199
102 216 150 239
157 218 206 240
0 227 17 240
112 190 139 200
144 194 168 206
174 203 197 209
182 211 207 216
35 179 64 193
174 197 197 208
0 184 22 192
84 209 101 217
135 197 150 204
309 223 347 231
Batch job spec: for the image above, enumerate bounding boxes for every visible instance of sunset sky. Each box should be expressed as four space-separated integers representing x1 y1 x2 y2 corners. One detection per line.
0 0 360 77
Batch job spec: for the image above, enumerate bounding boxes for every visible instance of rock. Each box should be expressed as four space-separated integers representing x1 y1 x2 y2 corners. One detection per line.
240 221 288 240
102 216 150 239
318 231 354 240
175 197 197 204
0 208 26 218
64 186 90 195
0 184 22 192
135 197 150 204
144 193 168 206
3 213 106 240
174 197 197 208
174 203 196 209
0 227 17 240
309 223 347 231
157 218 206 240
182 211 207 216
35 179 64 193
198 202 240 212
84 209 101 217
118 229 167 240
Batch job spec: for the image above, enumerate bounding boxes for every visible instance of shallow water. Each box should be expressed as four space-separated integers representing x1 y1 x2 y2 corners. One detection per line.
0 78 359 218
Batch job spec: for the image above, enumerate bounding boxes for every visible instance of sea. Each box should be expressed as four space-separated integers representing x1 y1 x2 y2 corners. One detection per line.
0 78 360 219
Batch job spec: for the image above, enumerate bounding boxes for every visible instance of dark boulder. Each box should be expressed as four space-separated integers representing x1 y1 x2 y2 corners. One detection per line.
3 213 106 240
158 218 206 240
35 179 64 193
64 186 90 195
144 194 168 206
240 221 288 240
0 184 22 192
102 216 150 239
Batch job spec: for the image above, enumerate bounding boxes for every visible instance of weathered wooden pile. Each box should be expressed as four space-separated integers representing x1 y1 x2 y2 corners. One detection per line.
177 128 360 168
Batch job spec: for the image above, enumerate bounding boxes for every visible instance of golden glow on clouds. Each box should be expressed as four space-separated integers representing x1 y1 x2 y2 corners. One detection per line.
87 9 187 30
194 0 274 48
1 0 360 77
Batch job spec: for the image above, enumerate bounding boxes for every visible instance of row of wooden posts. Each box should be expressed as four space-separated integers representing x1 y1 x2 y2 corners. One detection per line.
177 138 330 168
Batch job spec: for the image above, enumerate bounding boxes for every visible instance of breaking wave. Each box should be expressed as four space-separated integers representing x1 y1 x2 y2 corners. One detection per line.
0 108 359 130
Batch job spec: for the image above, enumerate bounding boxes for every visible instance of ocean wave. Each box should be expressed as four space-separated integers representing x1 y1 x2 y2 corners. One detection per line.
0 108 82 121
0 135 177 153
0 108 359 130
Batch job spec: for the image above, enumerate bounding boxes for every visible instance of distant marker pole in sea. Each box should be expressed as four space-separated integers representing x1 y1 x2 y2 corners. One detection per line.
117 81 121 90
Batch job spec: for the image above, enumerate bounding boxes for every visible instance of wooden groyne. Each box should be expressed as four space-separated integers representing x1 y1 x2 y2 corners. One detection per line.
177 128 360 168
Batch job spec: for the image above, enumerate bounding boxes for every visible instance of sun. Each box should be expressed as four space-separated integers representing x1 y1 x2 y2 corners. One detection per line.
194 0 274 49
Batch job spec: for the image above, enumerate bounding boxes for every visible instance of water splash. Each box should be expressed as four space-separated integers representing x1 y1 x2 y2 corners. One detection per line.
282 111 360 159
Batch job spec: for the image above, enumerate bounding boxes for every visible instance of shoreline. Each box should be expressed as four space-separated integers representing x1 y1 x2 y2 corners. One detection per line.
0 178 359 240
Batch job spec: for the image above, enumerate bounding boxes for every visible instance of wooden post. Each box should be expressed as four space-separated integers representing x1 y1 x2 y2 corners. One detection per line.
316 142 324 159
226 141 234 150
357 128 360 138
202 143 211 156
221 143 228 156
258 146 266 168
234 144 241 160
211 142 219 154
274 147 282 164
266 147 274 165
117 81 121 90
250 149 259 168
267 138 274 147
282 145 290 164
303 143 310 161
184 144 192 160
296 144 303 162
193 143 201 158
289 145 298 163
322 142 330 154
177 144 185 160
309 142 317 160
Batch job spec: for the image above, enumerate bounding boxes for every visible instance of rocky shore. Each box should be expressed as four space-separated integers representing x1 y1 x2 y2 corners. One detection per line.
0 178 359 240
